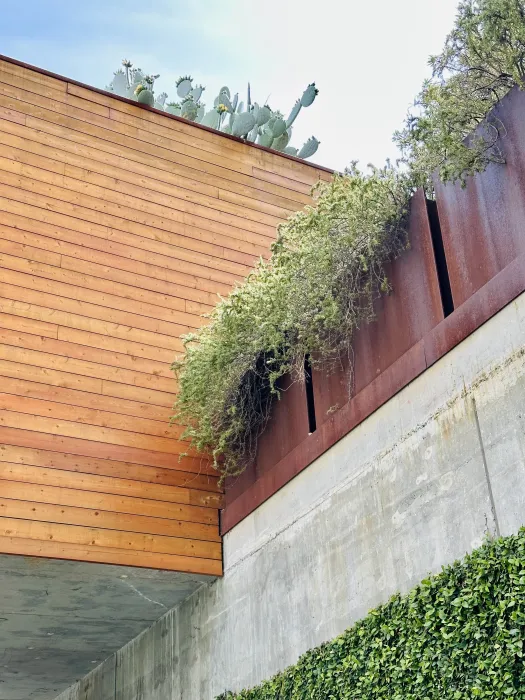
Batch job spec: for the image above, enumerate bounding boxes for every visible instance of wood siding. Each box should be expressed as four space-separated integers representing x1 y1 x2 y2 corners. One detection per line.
0 55 331 574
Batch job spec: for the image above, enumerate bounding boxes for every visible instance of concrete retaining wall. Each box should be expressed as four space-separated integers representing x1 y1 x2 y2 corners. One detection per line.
56 292 525 700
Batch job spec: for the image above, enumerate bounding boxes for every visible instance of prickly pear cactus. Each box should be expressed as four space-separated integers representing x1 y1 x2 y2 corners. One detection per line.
298 136 320 159
176 76 193 98
218 93 233 113
181 97 199 121
300 83 318 107
272 130 290 151
256 105 272 126
257 129 274 148
270 117 287 139
166 103 182 116
231 111 256 138
135 85 154 106
200 110 220 129
286 100 302 128
154 92 168 110
109 70 127 97
190 85 204 102
247 125 259 142
104 61 321 159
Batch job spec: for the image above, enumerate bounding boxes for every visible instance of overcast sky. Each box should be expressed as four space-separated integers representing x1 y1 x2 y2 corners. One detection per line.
1 0 460 171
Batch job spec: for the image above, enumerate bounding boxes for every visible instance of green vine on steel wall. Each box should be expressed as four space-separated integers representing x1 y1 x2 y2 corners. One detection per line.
171 0 525 481
106 62 320 160
216 530 525 699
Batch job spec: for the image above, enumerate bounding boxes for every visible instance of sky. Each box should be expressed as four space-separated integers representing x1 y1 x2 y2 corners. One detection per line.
1 0 460 172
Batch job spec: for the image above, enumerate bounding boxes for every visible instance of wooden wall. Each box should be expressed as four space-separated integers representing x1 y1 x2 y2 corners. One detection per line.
0 55 331 574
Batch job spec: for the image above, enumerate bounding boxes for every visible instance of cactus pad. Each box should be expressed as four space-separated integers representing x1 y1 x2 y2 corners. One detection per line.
231 111 256 137
272 130 291 151
300 83 318 107
137 88 155 107
256 105 272 126
190 85 204 102
257 129 274 148
270 117 287 139
286 99 302 128
176 76 193 98
298 136 320 159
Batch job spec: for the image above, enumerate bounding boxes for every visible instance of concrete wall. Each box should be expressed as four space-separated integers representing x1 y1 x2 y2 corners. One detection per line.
55 292 525 700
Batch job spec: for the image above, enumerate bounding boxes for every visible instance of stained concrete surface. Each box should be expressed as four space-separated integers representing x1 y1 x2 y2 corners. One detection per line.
50 293 525 699
0 557 213 699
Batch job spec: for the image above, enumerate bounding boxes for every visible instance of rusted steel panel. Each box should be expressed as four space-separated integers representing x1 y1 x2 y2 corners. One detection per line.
424 252 525 366
222 340 428 534
434 85 525 308
224 189 443 529
222 251 525 533
313 188 443 426
224 374 309 507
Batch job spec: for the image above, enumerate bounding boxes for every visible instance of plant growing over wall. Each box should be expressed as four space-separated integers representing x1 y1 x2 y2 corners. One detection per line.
105 63 320 160
172 0 525 480
395 0 525 187
217 530 525 699
171 166 412 479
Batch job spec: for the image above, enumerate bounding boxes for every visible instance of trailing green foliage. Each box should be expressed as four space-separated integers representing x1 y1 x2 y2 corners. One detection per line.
172 0 525 477
216 530 525 699
395 0 525 187
171 166 411 479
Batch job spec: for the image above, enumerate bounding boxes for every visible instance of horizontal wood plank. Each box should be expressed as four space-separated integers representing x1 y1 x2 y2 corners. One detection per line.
0 427 215 475
0 462 223 509
0 57 328 573
0 478 217 525
0 443 220 492
0 498 221 541
0 517 222 559
0 535 222 575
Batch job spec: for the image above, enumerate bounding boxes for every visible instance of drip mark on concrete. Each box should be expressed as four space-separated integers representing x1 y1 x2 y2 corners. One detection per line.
471 396 501 537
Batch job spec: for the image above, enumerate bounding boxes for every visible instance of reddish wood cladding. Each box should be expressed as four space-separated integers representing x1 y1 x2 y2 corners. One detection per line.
0 55 330 573
434 85 525 308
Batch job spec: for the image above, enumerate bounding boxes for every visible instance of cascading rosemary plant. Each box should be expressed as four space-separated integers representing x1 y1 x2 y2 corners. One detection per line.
172 166 412 480
173 0 525 480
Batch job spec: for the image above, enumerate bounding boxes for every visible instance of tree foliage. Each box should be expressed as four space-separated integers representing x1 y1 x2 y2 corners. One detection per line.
395 0 525 187
172 167 411 479
217 530 525 699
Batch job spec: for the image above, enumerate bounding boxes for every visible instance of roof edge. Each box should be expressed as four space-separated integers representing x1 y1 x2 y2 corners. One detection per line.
0 53 335 175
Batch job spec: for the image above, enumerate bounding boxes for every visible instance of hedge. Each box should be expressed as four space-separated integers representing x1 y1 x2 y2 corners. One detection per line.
217 529 525 699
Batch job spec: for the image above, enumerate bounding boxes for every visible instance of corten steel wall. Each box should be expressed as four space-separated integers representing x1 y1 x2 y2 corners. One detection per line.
0 55 331 575
223 87 525 531
434 85 525 307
